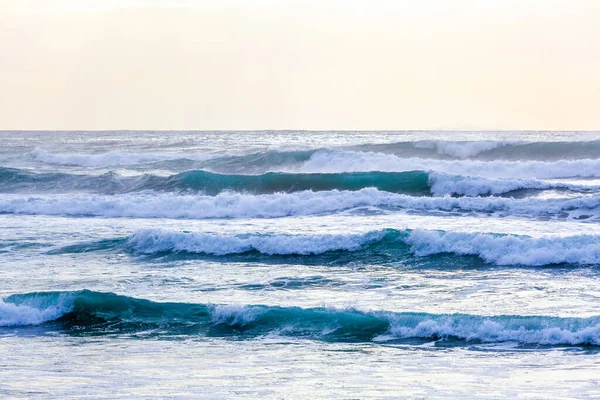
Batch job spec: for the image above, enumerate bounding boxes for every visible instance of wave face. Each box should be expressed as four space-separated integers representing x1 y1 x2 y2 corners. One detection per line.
1 190 599 220
427 172 598 196
0 167 431 196
52 228 600 267
2 290 600 345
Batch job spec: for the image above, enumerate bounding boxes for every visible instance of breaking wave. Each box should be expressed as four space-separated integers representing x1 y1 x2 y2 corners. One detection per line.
2 290 600 345
52 228 600 266
1 189 598 220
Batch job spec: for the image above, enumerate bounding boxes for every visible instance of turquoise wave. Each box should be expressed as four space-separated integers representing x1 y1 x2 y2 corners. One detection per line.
2 290 600 345
0 167 430 195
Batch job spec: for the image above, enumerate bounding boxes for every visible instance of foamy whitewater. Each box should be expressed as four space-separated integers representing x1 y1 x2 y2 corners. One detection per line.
1 130 600 398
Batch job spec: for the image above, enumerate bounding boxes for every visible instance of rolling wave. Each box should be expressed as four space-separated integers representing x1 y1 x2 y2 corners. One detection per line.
52 228 600 266
1 189 598 220
2 290 600 345
29 147 177 166
2 167 598 197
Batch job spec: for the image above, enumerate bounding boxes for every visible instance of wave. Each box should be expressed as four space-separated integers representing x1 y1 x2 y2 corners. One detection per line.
0 167 430 196
126 229 387 256
1 189 599 220
427 172 598 196
349 139 600 160
168 170 431 195
123 228 600 266
0 167 142 194
3 167 599 197
25 147 600 183
2 290 600 345
27 140 600 171
347 140 512 159
53 228 600 266
299 150 600 179
403 229 600 266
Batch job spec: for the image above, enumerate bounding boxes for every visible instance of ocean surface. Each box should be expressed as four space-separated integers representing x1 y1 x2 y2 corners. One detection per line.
1 130 600 398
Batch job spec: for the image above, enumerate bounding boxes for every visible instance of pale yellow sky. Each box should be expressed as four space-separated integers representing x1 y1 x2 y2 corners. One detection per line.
1 0 599 130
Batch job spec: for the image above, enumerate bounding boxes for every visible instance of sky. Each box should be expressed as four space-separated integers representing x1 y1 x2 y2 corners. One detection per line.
1 0 599 130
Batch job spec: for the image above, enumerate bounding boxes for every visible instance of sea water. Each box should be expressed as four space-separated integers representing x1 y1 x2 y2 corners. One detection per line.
1 130 599 398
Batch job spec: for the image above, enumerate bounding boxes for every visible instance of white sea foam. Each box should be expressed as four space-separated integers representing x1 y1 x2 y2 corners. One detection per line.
125 228 600 266
29 148 218 167
127 229 385 255
29 148 175 166
209 304 266 325
0 293 74 326
406 230 600 266
382 313 600 345
0 190 599 219
428 172 598 196
298 150 600 179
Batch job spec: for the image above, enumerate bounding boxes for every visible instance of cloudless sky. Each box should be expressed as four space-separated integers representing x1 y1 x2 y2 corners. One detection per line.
1 0 599 130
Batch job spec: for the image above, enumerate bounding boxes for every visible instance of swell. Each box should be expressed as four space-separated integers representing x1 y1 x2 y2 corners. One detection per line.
52 228 600 266
2 290 600 345
1 189 598 220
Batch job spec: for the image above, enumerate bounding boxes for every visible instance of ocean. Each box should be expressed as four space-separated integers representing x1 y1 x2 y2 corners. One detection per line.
1 130 599 398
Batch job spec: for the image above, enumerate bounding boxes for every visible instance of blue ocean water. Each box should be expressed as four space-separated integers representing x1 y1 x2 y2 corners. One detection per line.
1 130 600 398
